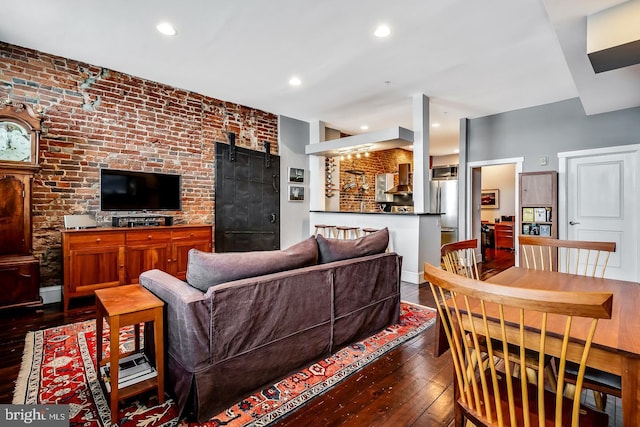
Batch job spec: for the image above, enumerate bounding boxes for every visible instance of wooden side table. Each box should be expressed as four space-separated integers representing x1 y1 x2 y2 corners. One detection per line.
95 284 165 425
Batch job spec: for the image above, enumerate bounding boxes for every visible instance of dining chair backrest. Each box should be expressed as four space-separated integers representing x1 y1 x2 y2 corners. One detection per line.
441 239 480 280
519 236 616 279
424 262 613 427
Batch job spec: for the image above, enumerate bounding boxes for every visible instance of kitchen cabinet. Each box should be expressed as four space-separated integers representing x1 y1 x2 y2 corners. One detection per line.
519 171 557 240
375 173 394 202
62 225 212 311
521 172 556 206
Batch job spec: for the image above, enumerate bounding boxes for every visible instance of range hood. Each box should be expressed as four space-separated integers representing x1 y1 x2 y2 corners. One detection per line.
385 163 412 195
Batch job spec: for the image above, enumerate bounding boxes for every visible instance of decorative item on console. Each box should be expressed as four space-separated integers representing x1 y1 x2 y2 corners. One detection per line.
111 215 174 227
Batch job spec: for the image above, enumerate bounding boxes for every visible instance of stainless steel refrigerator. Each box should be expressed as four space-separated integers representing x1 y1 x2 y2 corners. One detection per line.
430 179 458 245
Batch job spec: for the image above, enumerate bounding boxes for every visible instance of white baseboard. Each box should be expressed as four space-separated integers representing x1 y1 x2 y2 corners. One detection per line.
401 270 426 284
40 285 62 305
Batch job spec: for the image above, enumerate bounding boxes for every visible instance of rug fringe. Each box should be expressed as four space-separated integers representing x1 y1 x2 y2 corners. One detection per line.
12 330 36 404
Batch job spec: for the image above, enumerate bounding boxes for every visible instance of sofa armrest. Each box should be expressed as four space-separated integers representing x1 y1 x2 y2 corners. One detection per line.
139 269 212 371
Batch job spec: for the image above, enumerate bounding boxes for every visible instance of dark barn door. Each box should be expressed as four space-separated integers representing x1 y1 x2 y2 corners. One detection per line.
215 141 280 252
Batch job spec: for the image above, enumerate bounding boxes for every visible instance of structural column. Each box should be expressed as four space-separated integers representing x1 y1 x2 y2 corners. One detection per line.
412 94 430 213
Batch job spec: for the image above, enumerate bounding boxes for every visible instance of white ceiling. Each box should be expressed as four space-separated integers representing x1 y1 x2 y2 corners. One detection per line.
1 0 638 155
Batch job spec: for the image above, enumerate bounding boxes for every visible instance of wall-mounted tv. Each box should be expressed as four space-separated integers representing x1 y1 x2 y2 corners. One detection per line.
100 169 181 211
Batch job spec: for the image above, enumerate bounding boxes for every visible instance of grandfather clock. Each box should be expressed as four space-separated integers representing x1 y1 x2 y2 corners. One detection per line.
0 103 42 309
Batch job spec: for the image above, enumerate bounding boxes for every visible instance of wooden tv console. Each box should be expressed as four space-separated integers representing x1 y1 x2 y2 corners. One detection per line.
61 224 212 312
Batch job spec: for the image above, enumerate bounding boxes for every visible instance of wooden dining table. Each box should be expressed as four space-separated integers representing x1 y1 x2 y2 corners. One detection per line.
461 266 640 426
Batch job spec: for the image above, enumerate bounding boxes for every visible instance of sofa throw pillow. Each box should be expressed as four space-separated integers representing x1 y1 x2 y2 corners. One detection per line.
316 227 389 264
186 236 318 292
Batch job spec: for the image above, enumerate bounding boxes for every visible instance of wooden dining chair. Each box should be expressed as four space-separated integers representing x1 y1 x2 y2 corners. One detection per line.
434 239 481 356
519 236 616 279
519 235 619 410
441 239 480 279
424 262 613 427
441 239 553 387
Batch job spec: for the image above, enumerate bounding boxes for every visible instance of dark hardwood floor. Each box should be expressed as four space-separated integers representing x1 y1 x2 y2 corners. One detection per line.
479 247 516 279
274 252 516 427
0 296 97 403
0 251 523 427
274 281 455 427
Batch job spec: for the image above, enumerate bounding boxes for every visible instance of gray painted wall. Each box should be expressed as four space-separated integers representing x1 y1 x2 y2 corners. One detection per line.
467 98 640 171
278 115 311 248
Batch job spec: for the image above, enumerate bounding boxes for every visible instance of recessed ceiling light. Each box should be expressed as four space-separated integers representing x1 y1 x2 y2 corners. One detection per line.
289 76 302 86
374 25 391 38
360 125 369 130
432 123 441 128
156 22 177 36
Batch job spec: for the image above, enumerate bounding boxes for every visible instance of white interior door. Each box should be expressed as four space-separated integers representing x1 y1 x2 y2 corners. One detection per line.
566 150 639 281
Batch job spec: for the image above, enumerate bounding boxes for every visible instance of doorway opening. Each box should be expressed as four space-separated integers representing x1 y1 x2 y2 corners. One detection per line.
467 158 523 279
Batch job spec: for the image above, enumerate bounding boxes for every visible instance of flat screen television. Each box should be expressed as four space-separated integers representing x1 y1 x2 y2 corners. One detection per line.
100 169 181 211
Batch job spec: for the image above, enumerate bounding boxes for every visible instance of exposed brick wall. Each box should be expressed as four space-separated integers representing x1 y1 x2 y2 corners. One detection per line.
339 148 413 211
0 42 278 287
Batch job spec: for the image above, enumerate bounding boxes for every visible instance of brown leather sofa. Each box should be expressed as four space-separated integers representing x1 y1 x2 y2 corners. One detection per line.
139 231 401 422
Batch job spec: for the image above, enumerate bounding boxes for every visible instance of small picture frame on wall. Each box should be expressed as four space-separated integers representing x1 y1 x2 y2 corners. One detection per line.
481 189 499 209
288 185 305 202
288 167 304 183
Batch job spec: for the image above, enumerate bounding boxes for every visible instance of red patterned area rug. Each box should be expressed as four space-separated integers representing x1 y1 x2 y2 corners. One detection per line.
13 302 436 427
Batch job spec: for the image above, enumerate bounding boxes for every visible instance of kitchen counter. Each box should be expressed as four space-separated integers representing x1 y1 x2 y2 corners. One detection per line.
310 211 441 284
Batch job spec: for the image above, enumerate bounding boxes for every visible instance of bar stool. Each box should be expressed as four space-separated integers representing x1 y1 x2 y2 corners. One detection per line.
336 226 360 239
314 224 337 238
362 228 380 235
